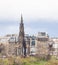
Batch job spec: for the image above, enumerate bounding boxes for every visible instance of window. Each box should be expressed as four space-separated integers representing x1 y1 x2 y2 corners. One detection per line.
38 38 48 41
31 51 35 53
31 40 35 46
41 32 45 36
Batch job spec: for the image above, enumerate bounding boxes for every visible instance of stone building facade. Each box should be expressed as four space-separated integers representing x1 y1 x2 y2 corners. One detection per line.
30 32 49 58
36 32 49 57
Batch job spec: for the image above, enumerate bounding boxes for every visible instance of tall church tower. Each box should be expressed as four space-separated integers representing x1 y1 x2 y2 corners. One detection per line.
19 15 26 57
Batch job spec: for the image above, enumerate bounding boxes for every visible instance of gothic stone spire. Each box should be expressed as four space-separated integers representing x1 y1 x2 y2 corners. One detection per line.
19 15 26 57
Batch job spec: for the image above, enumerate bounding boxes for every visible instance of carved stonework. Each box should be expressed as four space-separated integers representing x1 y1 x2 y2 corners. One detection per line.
18 15 26 57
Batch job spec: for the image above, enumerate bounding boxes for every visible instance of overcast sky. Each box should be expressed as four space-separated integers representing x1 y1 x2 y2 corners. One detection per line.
0 0 58 37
